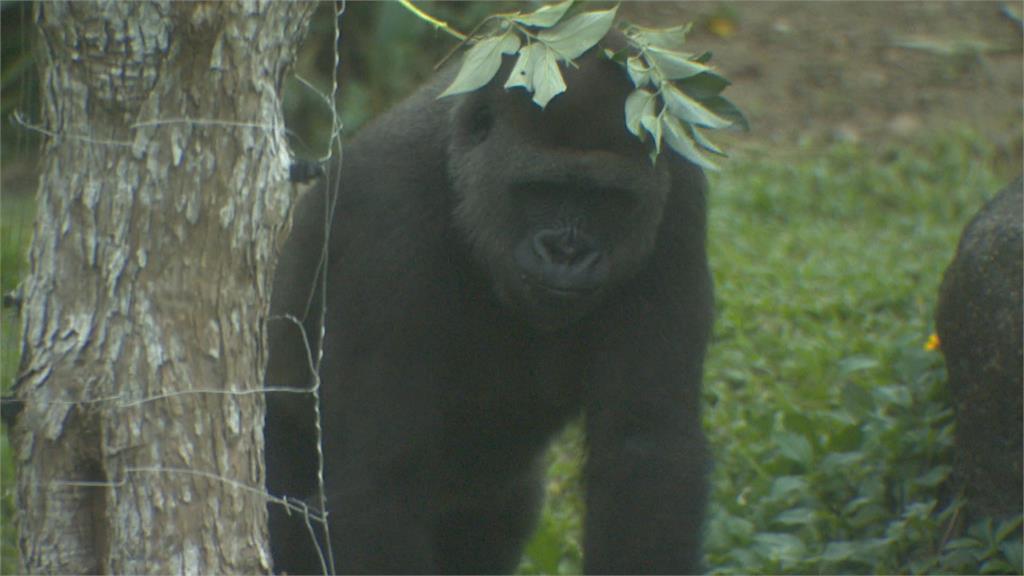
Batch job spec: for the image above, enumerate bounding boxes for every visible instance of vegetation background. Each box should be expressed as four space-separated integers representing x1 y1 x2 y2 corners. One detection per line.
1 1 1021 573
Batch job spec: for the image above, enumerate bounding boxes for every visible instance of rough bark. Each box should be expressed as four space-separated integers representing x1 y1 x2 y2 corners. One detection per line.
13 2 314 573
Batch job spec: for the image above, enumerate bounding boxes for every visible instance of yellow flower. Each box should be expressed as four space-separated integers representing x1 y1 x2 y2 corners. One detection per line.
707 16 737 39
924 333 941 351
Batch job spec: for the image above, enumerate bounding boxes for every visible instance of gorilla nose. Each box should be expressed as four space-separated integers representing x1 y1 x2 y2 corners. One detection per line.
533 228 600 270
528 228 608 293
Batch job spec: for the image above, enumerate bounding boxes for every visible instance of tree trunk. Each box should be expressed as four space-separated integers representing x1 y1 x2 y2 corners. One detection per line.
12 2 314 573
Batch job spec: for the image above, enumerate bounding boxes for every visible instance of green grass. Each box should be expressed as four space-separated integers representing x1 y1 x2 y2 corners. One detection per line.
2 130 1020 574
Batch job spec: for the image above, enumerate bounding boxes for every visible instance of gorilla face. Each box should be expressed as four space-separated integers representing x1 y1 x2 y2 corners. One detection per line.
493 177 662 330
448 62 671 330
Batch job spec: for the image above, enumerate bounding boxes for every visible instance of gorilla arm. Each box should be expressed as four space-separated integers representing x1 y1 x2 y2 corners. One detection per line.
582 161 713 575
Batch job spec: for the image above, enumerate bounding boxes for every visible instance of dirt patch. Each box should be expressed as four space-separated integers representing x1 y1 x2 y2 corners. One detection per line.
621 1 1023 170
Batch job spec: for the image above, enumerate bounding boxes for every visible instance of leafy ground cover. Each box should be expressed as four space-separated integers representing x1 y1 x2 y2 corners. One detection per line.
699 132 1018 575
1 131 1019 574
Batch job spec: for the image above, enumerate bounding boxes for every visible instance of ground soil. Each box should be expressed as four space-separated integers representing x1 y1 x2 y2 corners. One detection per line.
621 1 1023 173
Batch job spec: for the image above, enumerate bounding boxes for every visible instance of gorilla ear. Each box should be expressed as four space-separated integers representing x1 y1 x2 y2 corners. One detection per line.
452 96 494 147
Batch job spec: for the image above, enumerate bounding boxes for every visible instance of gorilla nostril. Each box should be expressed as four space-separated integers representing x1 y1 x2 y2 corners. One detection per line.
576 250 602 270
534 229 595 268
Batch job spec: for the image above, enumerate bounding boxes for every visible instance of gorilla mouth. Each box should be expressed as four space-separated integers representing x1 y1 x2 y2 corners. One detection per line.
531 282 592 299
514 275 603 331
522 275 599 301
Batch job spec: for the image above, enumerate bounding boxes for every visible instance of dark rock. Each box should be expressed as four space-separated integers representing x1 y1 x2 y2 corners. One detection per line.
936 176 1023 522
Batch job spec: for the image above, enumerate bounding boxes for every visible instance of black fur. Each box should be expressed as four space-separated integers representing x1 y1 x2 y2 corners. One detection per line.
265 44 713 575
288 159 325 184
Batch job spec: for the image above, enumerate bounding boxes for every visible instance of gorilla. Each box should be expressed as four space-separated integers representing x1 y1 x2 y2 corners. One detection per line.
265 35 714 575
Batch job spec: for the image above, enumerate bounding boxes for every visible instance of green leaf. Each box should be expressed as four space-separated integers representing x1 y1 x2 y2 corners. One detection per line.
775 507 818 526
626 23 693 52
693 50 713 64
529 47 567 107
995 516 1024 544
944 536 984 551
775 431 813 466
504 42 567 108
511 0 574 28
838 355 881 375
821 540 888 566
662 83 732 129
915 465 951 488
439 33 521 98
603 47 628 65
753 533 807 568
641 113 662 159
626 55 652 88
678 70 731 99
981 558 1016 574
700 95 750 131
645 46 710 80
841 495 876 517
688 124 725 156
505 43 536 91
522 516 568 573
840 382 874 417
873 384 912 408
821 541 858 563
537 6 617 60
625 89 657 137
770 475 809 500
663 115 718 171
1000 539 1023 571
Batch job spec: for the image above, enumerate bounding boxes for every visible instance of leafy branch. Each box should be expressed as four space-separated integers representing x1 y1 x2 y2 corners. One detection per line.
402 0 748 169
617 22 748 169
437 0 617 108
